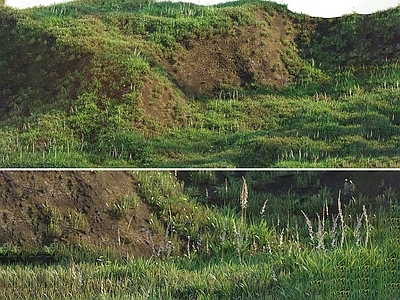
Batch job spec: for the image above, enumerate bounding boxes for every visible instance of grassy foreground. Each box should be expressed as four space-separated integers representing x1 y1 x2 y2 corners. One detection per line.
1 171 399 298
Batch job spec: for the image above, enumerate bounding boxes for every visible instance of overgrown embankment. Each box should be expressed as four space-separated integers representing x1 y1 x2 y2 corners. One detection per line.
1 0 400 167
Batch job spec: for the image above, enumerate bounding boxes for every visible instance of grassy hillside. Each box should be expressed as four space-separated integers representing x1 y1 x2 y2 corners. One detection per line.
0 170 399 298
1 0 400 167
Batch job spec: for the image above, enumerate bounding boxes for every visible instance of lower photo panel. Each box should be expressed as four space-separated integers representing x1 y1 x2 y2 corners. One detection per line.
0 170 399 299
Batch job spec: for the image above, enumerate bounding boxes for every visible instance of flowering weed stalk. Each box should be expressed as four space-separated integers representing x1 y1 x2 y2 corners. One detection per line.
240 176 248 223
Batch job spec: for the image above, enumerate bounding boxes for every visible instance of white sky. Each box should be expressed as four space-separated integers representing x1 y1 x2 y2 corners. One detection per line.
5 0 400 18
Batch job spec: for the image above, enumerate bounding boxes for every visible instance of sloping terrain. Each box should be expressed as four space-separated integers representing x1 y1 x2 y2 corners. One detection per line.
0 0 298 121
163 12 295 95
0 171 165 259
1 0 400 167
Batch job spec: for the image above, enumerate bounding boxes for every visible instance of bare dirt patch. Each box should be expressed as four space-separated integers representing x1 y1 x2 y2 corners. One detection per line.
0 171 163 259
162 13 296 96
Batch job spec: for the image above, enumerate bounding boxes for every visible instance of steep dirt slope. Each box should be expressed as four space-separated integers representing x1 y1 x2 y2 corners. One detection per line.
1 1 400 136
0 2 304 128
163 12 296 95
0 171 163 258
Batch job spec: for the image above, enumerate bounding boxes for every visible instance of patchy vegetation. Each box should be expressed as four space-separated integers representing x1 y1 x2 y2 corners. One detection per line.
0 170 399 298
0 0 400 167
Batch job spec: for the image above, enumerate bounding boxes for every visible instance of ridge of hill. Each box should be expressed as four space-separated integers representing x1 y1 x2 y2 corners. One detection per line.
1 0 400 167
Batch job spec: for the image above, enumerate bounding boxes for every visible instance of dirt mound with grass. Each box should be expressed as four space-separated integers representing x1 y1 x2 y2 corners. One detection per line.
0 2 319 132
0 171 164 259
1 1 400 124
163 13 295 96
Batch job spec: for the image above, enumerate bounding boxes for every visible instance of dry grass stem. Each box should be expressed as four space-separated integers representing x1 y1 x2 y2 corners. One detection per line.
240 177 248 223
316 213 325 250
363 205 369 247
301 210 314 241
337 190 346 248
260 199 268 218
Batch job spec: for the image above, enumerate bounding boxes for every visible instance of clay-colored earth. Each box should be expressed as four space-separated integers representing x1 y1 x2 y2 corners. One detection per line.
0 171 164 259
163 13 295 97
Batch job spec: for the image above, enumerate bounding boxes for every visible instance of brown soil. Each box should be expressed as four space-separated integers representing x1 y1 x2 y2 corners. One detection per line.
0 171 164 259
162 12 295 96
139 76 189 130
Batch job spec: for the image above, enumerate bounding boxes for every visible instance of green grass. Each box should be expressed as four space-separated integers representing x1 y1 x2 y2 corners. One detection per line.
2 246 398 299
1 0 400 167
1 171 399 298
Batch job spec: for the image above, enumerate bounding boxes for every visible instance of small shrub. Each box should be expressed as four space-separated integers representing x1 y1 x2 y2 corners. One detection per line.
97 130 153 164
109 193 139 219
46 220 63 237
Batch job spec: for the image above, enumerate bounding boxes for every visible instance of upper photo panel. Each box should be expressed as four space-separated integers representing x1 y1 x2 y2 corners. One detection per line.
1 0 400 168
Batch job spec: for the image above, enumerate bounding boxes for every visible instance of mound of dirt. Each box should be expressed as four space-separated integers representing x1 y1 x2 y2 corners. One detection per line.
0 171 164 258
163 13 295 96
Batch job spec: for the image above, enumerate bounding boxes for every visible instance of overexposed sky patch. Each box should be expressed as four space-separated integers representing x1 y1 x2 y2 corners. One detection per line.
6 0 69 8
4 0 400 18
285 0 399 17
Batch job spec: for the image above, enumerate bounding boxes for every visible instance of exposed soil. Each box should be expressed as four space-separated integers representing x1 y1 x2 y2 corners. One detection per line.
0 171 164 259
2 4 399 132
162 12 295 96
139 76 189 129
